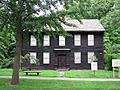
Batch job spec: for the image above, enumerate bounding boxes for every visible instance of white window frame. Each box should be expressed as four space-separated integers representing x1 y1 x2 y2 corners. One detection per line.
88 52 94 63
43 52 50 64
88 34 94 46
74 35 81 46
30 35 37 46
59 36 65 46
30 52 37 64
74 52 81 64
43 35 50 46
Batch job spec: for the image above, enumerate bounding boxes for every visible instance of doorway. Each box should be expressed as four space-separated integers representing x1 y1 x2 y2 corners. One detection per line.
58 54 67 69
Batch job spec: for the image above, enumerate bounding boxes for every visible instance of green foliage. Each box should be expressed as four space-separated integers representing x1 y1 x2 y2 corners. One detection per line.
63 0 114 19
0 30 15 68
21 53 40 65
101 0 120 69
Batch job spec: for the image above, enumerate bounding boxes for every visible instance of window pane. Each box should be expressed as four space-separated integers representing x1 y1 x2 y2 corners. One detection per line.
75 35 80 40
88 35 94 46
74 35 81 46
88 52 94 63
74 52 81 63
30 35 37 46
43 35 50 46
43 52 50 64
59 36 65 46
30 52 37 64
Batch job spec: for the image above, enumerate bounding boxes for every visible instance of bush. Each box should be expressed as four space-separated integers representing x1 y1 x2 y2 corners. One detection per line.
0 58 13 68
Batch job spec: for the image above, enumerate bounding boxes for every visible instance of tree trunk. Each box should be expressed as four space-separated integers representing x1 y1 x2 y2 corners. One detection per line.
11 16 22 85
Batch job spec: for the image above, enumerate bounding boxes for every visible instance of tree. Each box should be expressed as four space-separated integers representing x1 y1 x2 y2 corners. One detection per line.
101 0 120 69
0 0 74 85
0 30 15 68
62 0 114 19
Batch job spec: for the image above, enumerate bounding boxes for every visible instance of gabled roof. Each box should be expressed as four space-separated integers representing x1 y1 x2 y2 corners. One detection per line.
62 19 105 32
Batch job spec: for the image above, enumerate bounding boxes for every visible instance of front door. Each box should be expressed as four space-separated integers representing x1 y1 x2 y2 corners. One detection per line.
58 54 67 69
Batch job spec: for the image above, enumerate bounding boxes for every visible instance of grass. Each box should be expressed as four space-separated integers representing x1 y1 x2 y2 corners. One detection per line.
0 69 119 78
0 78 120 90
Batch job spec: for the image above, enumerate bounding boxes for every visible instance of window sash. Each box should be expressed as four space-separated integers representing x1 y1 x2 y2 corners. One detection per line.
88 52 94 63
88 35 94 46
74 35 81 46
30 35 37 46
74 52 81 63
30 52 37 64
43 35 50 46
59 36 65 46
43 52 50 64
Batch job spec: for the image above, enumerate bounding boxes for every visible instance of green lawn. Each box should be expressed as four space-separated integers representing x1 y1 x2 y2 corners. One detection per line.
0 69 119 78
0 78 120 90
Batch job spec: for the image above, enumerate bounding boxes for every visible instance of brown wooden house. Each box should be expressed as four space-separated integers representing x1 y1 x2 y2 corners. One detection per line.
22 19 105 70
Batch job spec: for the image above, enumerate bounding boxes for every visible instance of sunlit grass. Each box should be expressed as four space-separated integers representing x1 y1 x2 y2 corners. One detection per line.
0 78 120 90
0 69 119 78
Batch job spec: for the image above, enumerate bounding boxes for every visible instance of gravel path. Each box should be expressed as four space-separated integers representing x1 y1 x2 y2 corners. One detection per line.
0 76 120 81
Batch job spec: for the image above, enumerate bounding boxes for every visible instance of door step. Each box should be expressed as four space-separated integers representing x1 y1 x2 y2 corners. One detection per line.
56 68 70 71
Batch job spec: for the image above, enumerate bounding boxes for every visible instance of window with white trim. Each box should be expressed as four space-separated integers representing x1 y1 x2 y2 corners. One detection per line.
59 36 65 46
88 34 94 46
74 52 81 63
30 52 37 64
43 35 50 46
43 52 50 64
30 35 37 46
88 52 94 63
74 35 81 46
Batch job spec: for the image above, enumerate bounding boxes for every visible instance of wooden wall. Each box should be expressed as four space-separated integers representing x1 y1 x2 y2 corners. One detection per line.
21 31 104 70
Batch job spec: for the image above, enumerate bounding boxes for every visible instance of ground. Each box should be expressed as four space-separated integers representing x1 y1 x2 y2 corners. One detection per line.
0 69 120 90
0 69 119 78
0 78 120 90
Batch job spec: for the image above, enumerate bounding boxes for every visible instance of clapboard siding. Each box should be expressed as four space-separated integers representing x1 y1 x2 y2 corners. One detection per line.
21 31 104 70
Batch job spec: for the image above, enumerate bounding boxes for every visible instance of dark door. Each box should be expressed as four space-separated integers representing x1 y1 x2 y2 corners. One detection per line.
58 54 67 69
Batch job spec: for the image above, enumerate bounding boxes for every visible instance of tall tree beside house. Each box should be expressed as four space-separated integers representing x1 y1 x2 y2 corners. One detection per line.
0 0 90 85
0 0 77 85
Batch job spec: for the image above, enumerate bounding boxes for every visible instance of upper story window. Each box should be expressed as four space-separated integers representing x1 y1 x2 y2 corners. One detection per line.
74 35 81 46
43 52 50 64
59 36 65 46
88 52 94 63
30 52 37 64
88 34 94 46
43 35 50 46
74 52 81 64
30 35 37 46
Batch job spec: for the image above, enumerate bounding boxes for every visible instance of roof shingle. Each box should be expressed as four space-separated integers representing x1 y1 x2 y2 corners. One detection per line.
62 19 105 32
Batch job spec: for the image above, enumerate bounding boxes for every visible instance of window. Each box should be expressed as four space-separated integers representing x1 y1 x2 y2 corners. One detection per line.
88 52 94 63
74 52 81 63
43 52 50 64
30 52 37 64
43 35 50 46
30 35 37 46
88 34 94 46
74 35 81 46
59 36 65 46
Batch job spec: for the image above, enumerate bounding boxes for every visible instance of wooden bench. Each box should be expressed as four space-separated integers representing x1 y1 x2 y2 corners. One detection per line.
23 71 41 76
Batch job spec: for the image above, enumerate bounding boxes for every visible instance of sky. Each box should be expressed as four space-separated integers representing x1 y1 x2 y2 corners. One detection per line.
34 1 63 17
